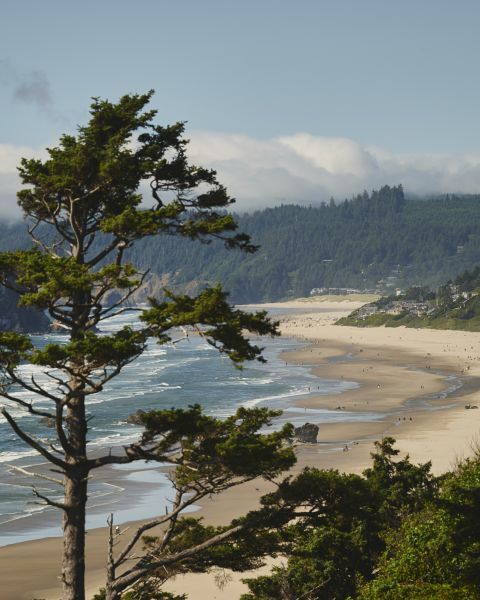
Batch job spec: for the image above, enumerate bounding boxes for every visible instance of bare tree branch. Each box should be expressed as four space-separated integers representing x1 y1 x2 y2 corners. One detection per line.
0 389 56 419
113 487 202 569
95 269 150 323
112 524 244 594
86 237 121 268
1 408 68 469
6 368 64 404
28 217 65 255
158 488 183 553
7 463 64 486
32 486 67 510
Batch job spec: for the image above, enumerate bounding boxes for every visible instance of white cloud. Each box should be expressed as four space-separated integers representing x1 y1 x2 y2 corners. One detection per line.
187 131 480 210
0 144 47 221
278 134 378 177
3 133 480 220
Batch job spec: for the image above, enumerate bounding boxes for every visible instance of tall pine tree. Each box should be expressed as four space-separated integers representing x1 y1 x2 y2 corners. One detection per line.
0 92 292 600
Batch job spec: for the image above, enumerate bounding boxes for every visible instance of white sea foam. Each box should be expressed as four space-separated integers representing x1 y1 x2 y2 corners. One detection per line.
0 410 30 422
0 449 39 463
0 503 50 525
0 482 34 490
88 431 143 448
240 386 317 408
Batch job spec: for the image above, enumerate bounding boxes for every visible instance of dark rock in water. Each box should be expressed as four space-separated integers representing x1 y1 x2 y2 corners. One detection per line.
127 410 147 425
294 422 319 444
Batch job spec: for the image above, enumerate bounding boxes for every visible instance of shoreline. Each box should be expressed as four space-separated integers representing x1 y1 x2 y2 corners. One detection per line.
0 335 324 548
1 299 480 599
277 303 480 473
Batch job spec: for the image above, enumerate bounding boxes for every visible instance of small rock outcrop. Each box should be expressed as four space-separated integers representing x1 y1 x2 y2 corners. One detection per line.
294 422 319 444
127 409 147 425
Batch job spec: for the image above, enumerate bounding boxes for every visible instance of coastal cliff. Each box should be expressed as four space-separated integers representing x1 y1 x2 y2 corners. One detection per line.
0 288 50 333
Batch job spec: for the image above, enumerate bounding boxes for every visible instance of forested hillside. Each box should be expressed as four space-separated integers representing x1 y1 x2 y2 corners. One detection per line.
2 185 480 303
125 185 480 302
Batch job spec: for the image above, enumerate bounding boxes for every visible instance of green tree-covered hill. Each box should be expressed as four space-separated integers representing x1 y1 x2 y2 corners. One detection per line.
3 185 480 303
125 185 480 302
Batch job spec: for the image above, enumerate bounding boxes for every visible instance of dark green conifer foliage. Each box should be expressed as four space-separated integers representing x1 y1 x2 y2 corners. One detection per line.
241 439 438 600
358 454 480 599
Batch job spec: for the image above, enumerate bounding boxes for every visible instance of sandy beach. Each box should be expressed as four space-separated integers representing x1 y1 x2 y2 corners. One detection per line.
2 297 480 600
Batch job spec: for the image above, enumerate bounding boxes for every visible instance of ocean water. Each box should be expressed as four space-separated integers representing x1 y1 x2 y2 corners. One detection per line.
0 309 375 544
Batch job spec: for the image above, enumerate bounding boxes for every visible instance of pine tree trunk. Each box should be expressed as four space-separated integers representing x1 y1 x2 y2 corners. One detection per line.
62 472 88 600
62 376 89 600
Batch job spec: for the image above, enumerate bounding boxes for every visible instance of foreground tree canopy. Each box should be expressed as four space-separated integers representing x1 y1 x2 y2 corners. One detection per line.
95 438 480 600
0 91 294 600
240 439 480 600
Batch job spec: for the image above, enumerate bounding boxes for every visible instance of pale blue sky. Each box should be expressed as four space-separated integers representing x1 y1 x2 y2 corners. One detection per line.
2 1 480 215
2 0 480 151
